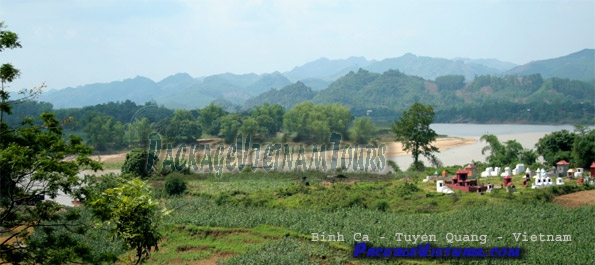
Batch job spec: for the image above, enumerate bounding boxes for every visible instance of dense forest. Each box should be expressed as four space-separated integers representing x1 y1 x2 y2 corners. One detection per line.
243 70 594 124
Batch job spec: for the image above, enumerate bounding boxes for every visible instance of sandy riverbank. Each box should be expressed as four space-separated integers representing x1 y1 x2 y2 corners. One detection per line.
86 137 477 174
383 137 477 157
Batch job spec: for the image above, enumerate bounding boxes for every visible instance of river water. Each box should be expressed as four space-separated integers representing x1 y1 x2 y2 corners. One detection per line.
388 123 581 171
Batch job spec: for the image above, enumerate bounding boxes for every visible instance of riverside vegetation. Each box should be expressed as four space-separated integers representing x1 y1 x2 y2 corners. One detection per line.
2 21 595 265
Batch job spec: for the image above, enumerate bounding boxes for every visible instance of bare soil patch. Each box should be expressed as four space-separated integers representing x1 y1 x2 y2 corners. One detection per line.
553 190 595 208
90 152 128 163
384 137 477 157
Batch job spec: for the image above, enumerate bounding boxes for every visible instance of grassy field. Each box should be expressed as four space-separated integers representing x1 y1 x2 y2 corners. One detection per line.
138 170 595 265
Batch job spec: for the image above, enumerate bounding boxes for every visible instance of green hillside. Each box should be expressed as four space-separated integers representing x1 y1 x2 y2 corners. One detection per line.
255 69 594 124
506 49 595 82
242 81 316 111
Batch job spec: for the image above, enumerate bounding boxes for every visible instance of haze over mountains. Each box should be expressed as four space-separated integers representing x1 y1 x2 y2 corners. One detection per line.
39 49 594 110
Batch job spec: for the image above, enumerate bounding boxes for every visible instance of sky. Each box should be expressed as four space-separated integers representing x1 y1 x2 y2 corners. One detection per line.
1 0 594 91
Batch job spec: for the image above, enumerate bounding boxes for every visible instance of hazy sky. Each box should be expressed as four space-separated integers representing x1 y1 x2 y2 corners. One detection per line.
1 0 594 91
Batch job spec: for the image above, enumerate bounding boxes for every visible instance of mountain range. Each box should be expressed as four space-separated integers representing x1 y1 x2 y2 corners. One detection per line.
38 49 594 110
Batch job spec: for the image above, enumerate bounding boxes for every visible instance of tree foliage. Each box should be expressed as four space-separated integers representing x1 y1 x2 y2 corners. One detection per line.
219 114 243 144
535 130 576 167
250 103 284 137
89 178 165 264
121 148 150 179
0 22 104 263
197 103 226 136
391 102 438 171
283 102 352 143
480 134 536 167
164 175 187 196
84 113 126 151
435 75 465 91
350 116 376 144
571 128 595 169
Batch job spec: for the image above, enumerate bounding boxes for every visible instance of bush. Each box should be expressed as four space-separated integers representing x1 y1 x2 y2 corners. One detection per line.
164 175 187 196
121 148 150 179
387 160 401 173
241 166 253 173
374 199 389 211
407 161 425 172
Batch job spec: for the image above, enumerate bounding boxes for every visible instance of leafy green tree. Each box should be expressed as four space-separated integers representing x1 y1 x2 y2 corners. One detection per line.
481 134 535 167
219 114 242 144
250 103 284 137
128 117 152 148
197 103 226 135
324 104 352 139
84 113 126 151
239 117 259 138
165 119 201 144
0 22 103 263
89 178 166 264
283 102 314 141
480 134 505 165
571 128 595 169
283 102 352 143
350 116 376 144
391 102 438 171
121 148 150 179
535 130 576 166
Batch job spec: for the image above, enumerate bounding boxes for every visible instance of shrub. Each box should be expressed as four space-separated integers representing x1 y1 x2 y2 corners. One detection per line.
121 148 150 179
164 175 187 196
241 166 253 173
387 160 401 173
407 161 425 172
375 199 389 212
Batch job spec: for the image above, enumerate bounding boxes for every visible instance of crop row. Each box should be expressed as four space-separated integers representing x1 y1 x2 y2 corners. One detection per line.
164 197 595 264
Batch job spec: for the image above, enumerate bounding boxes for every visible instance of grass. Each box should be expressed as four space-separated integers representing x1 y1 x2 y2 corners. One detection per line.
68 154 595 264
101 160 125 170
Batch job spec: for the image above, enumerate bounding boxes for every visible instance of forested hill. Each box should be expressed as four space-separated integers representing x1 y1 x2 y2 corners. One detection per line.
35 49 593 110
506 49 595 82
245 69 594 124
242 81 315 111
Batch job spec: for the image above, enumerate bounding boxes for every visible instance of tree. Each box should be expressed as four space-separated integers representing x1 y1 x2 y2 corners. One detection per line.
350 116 376 144
239 117 259 138
128 117 152 148
0 22 103 263
197 103 225 136
219 114 242 144
250 103 284 137
121 148 151 179
571 128 595 169
391 102 438 171
535 130 576 166
282 102 353 143
84 113 126 151
89 179 165 264
480 134 535 167
165 119 201 144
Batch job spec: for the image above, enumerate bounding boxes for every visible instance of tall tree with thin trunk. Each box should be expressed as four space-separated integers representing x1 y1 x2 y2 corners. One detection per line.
391 102 438 171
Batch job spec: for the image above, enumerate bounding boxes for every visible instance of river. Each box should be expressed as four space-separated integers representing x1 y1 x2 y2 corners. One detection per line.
387 123 582 171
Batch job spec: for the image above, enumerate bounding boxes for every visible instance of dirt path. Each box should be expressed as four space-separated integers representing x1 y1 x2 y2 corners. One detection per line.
553 190 595 208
